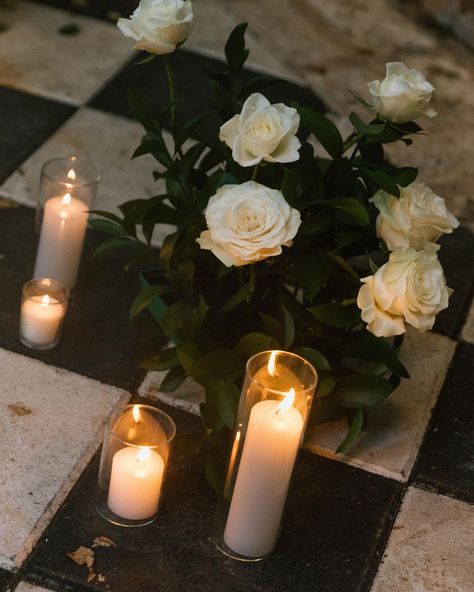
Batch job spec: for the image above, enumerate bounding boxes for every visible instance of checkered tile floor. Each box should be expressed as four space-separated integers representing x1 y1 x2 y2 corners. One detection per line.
0 2 473 591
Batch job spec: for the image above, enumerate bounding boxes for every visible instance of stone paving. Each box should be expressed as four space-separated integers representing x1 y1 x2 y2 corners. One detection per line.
0 1 473 591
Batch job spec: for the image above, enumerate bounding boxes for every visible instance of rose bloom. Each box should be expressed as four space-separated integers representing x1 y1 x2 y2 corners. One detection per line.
357 248 452 337
117 0 193 55
219 93 301 167
371 182 459 251
368 62 436 123
197 181 301 267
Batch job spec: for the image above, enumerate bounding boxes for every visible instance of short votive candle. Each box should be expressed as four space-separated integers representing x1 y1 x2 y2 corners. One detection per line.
19 278 69 350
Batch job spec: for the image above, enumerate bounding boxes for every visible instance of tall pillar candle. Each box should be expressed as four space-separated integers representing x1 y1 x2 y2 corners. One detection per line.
224 390 304 558
33 192 88 290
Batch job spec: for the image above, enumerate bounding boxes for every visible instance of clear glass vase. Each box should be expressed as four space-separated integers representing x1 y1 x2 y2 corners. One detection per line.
215 350 318 561
96 404 176 527
34 156 99 290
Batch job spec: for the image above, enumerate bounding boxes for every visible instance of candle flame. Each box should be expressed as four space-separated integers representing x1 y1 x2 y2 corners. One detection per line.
268 351 278 377
67 168 76 181
136 447 151 463
277 388 295 413
61 192 72 205
132 405 141 423
41 294 50 307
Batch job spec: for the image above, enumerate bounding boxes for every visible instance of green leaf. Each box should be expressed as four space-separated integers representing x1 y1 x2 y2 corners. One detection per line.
336 408 364 453
175 114 209 149
160 366 187 392
206 378 240 430
92 237 135 258
298 107 343 159
294 247 332 300
130 285 173 319
190 349 243 385
88 210 123 224
332 373 393 407
140 348 179 371
239 74 280 97
325 197 370 226
309 304 360 329
317 375 336 398
58 23 80 35
221 282 251 315
127 87 156 132
160 232 178 266
237 333 275 358
360 168 400 197
260 314 284 346
225 22 249 77
349 112 385 136
204 453 225 495
161 301 190 337
393 167 418 187
293 347 331 371
341 334 409 378
88 218 129 237
175 431 208 455
280 305 295 349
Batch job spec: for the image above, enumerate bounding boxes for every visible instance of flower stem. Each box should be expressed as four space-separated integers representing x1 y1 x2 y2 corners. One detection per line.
162 55 176 135
249 264 256 294
251 163 259 181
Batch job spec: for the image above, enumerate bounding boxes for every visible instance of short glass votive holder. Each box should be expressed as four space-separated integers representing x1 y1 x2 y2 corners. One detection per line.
96 404 176 527
19 278 69 350
214 350 318 561
34 156 100 291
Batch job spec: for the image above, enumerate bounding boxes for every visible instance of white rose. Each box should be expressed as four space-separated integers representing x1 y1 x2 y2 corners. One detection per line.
196 181 301 267
357 248 452 337
219 93 301 167
368 62 436 123
117 0 193 55
371 182 459 251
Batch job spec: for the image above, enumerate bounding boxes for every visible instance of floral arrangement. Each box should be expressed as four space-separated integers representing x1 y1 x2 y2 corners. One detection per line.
93 0 459 487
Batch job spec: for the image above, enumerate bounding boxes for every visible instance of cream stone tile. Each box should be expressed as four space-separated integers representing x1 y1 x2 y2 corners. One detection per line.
371 487 474 592
0 1 132 104
0 348 129 569
1 107 153 210
306 330 456 481
14 583 51 592
140 329 455 482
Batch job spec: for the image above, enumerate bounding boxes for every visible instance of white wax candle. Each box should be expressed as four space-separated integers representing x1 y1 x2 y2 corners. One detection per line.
224 397 304 558
108 446 164 520
33 193 89 290
20 294 64 346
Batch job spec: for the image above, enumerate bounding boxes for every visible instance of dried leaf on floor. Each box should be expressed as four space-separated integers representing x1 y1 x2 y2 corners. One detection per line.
92 536 117 548
67 546 95 568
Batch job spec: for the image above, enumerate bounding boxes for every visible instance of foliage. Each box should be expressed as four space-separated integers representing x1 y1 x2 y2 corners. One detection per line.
90 25 424 487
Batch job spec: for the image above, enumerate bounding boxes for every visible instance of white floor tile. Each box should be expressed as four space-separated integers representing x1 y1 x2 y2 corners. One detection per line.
14 582 51 592
371 487 474 592
461 300 474 344
0 1 132 104
306 330 456 481
0 348 129 568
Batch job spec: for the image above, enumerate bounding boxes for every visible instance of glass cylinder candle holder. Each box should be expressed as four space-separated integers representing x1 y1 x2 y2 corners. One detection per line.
96 404 176 527
19 278 69 350
34 156 100 291
215 350 318 561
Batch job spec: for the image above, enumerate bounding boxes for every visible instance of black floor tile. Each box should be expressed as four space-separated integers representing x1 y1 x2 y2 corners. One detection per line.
0 205 161 391
0 569 14 592
411 343 474 503
89 49 327 142
31 0 136 22
25 403 402 592
434 227 474 339
0 87 74 184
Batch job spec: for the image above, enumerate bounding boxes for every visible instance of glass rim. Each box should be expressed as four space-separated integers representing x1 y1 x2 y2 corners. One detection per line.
246 349 318 395
22 278 70 304
107 403 177 447
41 156 100 188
